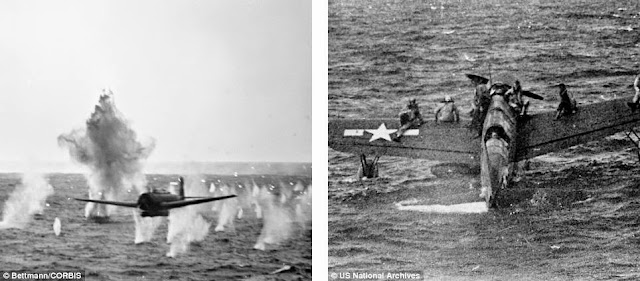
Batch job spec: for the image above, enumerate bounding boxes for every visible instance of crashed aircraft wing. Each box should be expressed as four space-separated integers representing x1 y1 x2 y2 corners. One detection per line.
328 118 481 164
515 96 640 161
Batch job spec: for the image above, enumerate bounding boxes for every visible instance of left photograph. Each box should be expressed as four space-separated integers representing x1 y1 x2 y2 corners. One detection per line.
0 1 311 280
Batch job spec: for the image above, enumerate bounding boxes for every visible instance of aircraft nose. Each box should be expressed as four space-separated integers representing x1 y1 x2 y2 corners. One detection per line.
138 194 152 210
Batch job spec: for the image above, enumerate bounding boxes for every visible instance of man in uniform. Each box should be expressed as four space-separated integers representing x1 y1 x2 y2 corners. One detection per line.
555 83 578 120
392 99 424 142
435 95 460 123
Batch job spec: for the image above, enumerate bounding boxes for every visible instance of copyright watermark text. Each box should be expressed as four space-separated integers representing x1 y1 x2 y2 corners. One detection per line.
330 271 423 280
1 271 84 281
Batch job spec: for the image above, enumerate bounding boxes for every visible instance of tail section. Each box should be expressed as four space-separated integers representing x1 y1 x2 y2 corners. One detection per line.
178 176 185 200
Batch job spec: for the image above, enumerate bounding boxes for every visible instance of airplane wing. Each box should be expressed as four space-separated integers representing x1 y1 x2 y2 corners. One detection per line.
516 96 640 161
74 198 139 208
328 118 481 164
161 194 237 209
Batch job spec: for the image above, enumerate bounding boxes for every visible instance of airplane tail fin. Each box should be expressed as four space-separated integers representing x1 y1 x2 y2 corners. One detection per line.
178 176 185 200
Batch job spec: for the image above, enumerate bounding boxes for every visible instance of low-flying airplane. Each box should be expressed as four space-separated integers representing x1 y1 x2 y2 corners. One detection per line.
329 74 640 208
75 177 236 217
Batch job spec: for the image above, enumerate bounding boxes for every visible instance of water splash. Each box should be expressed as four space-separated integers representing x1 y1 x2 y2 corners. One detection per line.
213 183 239 232
295 184 312 230
0 173 54 229
166 176 211 257
253 184 295 251
58 91 155 219
133 210 163 244
53 217 62 236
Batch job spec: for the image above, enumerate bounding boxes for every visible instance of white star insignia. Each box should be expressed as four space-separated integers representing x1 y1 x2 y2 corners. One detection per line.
365 123 397 142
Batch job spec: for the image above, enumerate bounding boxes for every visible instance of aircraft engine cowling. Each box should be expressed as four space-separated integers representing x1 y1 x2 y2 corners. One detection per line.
141 210 169 217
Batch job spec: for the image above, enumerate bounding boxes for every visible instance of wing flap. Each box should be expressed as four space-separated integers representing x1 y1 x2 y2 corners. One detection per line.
516 97 640 161
161 195 237 209
74 198 139 208
328 118 480 164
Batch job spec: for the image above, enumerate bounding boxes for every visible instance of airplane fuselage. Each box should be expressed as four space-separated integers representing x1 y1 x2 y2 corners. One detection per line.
480 84 518 207
137 192 181 217
75 176 237 218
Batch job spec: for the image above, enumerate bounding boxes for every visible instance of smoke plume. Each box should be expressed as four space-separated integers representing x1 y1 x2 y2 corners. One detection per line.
57 91 155 219
0 173 54 229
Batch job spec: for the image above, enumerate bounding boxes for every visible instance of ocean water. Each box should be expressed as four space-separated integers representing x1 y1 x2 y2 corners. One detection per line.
329 0 640 279
0 172 311 280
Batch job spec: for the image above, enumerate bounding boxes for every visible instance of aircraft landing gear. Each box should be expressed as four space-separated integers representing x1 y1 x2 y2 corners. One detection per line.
357 154 380 179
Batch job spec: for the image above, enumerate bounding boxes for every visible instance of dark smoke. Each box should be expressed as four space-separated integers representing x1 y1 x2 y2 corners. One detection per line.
58 90 155 219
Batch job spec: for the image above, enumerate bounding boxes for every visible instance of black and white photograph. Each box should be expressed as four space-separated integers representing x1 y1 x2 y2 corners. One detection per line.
0 1 311 280
329 0 640 279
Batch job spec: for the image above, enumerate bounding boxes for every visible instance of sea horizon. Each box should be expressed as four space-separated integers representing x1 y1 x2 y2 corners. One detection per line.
0 160 312 176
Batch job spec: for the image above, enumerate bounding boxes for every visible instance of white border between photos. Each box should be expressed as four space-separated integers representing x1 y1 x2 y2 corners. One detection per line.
312 0 329 279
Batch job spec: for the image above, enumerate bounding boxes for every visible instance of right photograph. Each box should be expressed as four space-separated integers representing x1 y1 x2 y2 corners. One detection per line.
328 0 640 279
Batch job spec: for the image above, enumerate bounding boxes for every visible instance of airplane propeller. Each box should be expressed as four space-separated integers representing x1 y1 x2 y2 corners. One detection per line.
466 73 544 100
521 90 544 100
466 74 489 85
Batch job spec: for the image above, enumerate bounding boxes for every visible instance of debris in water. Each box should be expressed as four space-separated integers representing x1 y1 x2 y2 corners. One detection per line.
270 265 292 274
396 201 488 214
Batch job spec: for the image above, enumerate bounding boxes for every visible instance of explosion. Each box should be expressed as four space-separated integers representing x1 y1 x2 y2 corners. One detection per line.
58 90 155 220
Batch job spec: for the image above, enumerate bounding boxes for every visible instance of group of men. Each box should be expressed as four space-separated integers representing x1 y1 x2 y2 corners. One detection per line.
392 74 640 142
392 95 459 141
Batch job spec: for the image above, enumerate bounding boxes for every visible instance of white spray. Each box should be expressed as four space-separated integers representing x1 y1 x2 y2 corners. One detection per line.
295 184 312 230
53 217 62 236
254 182 312 250
213 183 239 232
133 210 163 244
253 183 294 251
166 176 211 257
0 173 54 229
57 91 155 219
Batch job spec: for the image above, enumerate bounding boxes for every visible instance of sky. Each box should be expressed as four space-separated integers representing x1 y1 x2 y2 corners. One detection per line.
0 0 311 164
